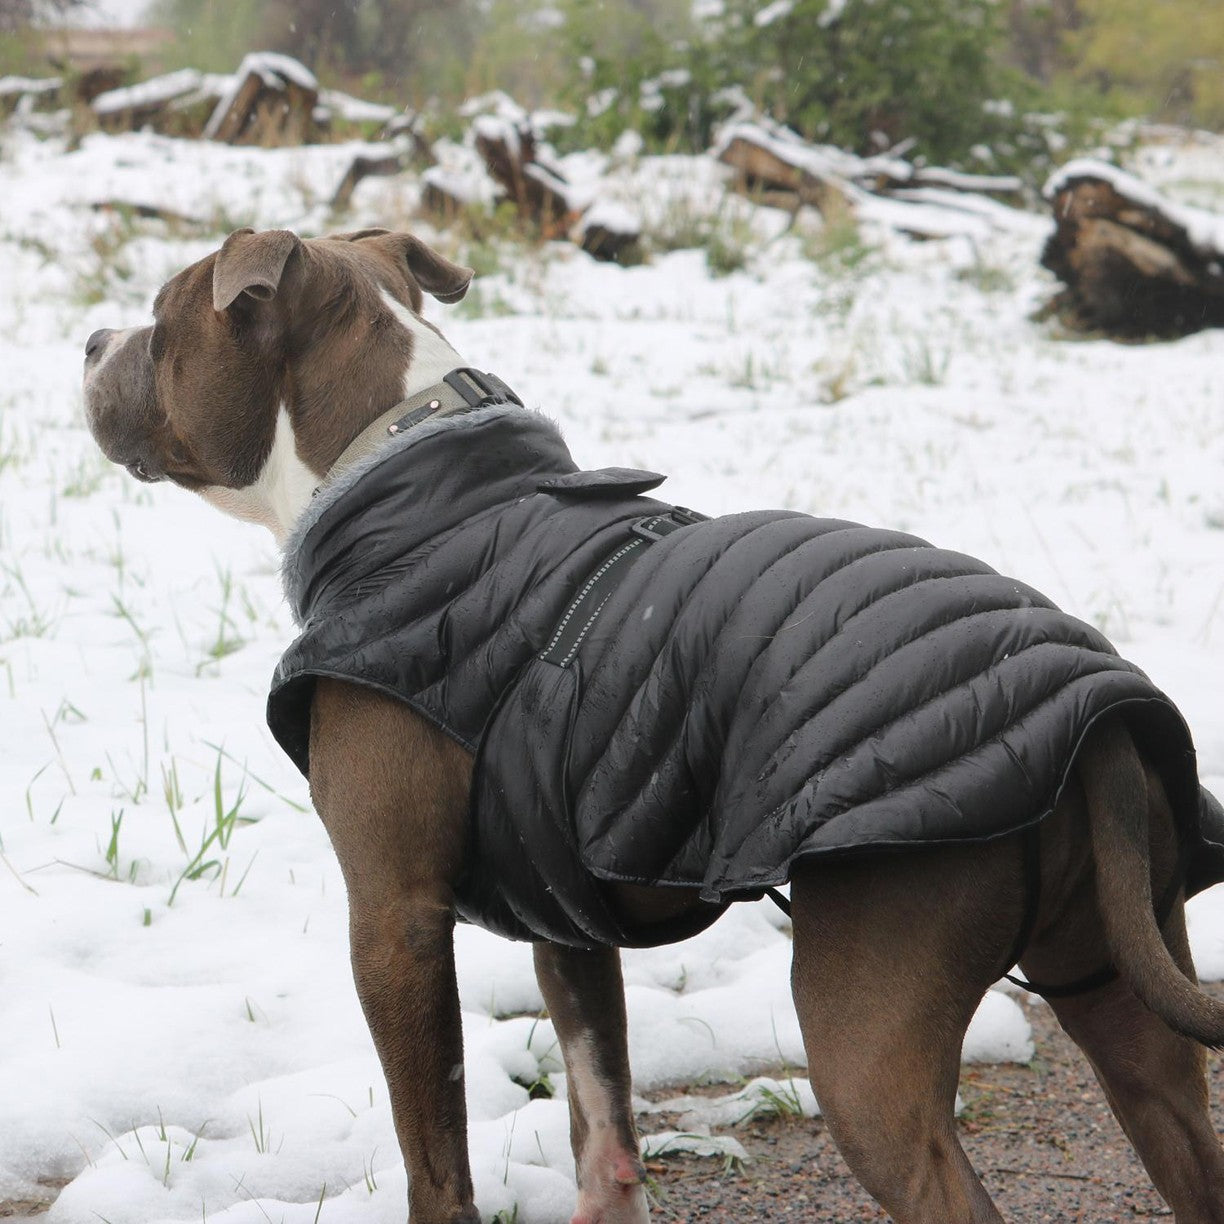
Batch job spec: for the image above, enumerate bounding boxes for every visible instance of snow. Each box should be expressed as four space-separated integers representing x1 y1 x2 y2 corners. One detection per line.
754 0 795 27
580 200 641 236
317 90 397 127
912 166 1023 194
1 118 1224 1224
91 69 204 116
0 76 61 97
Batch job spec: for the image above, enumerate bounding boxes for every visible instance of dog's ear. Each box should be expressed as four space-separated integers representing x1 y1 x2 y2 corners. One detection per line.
392 233 474 304
212 228 302 312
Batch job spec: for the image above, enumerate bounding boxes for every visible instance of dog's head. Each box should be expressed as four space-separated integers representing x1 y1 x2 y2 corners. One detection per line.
82 227 473 533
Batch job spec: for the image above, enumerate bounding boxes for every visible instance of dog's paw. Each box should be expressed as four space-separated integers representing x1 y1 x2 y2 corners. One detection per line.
571 1165 650 1224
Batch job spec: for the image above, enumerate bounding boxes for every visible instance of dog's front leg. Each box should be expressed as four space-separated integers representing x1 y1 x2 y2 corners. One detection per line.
348 892 477 1223
310 680 479 1224
534 943 649 1224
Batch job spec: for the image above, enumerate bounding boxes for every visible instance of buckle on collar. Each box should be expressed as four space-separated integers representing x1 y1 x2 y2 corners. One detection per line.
443 368 524 409
629 506 706 542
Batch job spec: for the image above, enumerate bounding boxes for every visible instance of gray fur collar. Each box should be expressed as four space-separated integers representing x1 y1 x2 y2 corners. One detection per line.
280 404 560 609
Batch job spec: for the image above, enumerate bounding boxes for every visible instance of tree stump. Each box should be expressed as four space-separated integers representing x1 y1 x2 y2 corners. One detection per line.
1042 160 1224 337
203 53 319 147
472 115 576 234
577 202 643 264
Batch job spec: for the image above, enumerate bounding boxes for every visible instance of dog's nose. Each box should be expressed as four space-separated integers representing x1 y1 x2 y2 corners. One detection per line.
84 328 114 361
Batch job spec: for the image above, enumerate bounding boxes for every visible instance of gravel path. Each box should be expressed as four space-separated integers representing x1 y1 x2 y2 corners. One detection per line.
645 985 1224 1221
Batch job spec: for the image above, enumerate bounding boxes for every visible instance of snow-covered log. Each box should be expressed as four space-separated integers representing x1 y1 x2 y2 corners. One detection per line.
714 122 911 209
472 114 577 233
0 75 62 116
577 200 642 263
715 122 1024 213
203 53 319 146
91 69 229 137
1043 159 1224 336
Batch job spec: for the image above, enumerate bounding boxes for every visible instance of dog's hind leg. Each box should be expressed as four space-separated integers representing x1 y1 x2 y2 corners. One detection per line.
1028 946 1224 1224
1020 770 1224 1223
790 848 1018 1223
534 943 649 1224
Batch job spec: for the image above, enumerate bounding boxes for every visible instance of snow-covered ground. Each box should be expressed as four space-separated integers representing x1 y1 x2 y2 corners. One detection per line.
2 122 1224 1223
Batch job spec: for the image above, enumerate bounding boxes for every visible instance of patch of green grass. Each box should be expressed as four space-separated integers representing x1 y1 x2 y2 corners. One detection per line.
801 200 873 275
197 567 247 674
61 454 110 499
452 283 518 319
1 560 57 642
646 194 757 277
167 753 255 906
72 213 139 307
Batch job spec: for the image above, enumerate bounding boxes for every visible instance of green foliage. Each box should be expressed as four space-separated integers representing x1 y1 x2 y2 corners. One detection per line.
715 0 1017 163
549 0 724 152
1068 0 1224 130
149 0 479 98
147 0 265 74
0 24 45 74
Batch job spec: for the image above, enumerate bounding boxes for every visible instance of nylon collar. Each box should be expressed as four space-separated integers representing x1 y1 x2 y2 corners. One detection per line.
318 368 523 492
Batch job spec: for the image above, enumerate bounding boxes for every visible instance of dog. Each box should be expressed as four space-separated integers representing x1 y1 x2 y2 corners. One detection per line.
83 226 1224 1224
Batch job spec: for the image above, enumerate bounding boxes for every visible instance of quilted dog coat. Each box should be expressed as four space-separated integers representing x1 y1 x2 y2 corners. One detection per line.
269 407 1224 948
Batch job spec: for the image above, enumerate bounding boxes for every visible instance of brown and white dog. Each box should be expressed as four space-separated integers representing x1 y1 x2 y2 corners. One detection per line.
83 227 1224 1224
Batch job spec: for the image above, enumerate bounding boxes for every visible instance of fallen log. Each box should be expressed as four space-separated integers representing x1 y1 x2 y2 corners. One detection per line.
90 68 227 136
90 199 202 226
714 121 911 210
203 52 319 146
715 121 1025 215
1042 159 1224 337
329 149 403 211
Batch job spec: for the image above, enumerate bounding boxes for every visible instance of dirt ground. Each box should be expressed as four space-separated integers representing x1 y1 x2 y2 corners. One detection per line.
644 985 1224 1222
6 987 1222 1222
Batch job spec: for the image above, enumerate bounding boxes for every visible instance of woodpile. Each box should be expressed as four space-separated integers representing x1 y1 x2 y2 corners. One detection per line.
463 106 642 260
714 121 1025 238
1042 160 1224 337
471 115 577 235
203 52 320 146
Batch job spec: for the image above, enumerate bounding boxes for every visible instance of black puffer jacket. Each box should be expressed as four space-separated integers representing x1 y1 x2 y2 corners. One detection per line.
269 407 1224 948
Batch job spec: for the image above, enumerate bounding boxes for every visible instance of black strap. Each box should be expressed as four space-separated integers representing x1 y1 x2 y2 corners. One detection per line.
1005 825 1192 999
765 887 792 916
539 508 706 668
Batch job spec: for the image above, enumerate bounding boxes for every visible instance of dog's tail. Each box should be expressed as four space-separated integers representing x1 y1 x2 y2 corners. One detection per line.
1082 716 1224 1048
